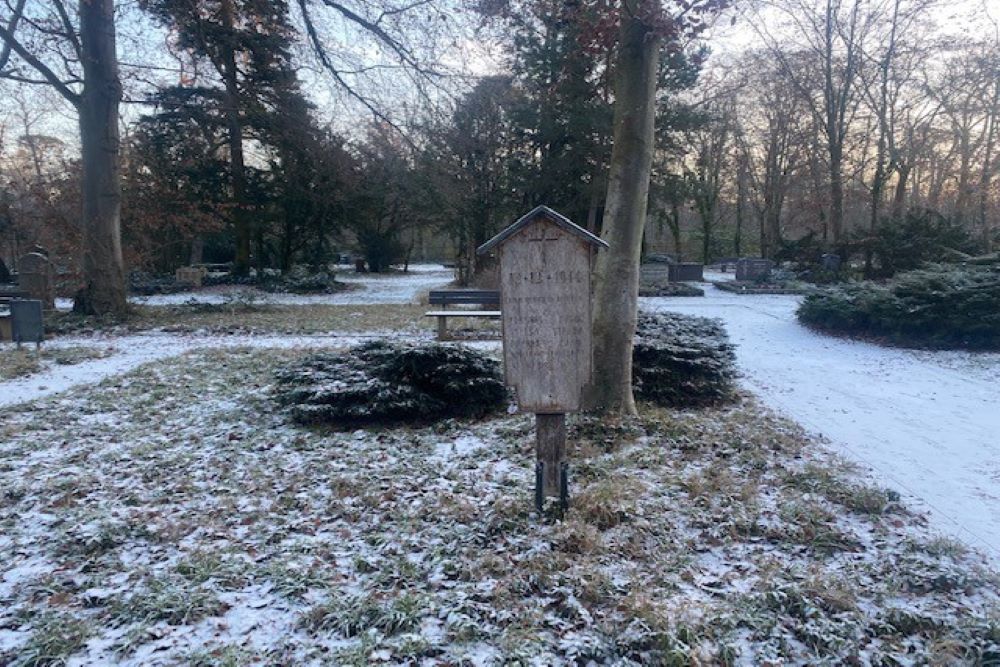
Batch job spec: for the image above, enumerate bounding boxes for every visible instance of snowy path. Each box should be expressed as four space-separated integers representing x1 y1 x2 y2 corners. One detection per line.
2 267 452 407
642 283 1000 559
0 332 395 409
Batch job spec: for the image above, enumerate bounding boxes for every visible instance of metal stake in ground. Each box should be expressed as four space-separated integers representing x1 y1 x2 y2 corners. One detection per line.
478 206 607 513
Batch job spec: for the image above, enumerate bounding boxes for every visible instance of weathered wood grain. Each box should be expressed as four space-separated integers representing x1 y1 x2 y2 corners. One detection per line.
499 219 593 413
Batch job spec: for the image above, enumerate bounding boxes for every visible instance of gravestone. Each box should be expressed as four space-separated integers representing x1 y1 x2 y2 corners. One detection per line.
11 299 44 347
821 253 842 273
175 266 207 287
669 263 704 282
478 206 608 506
736 258 774 282
18 252 55 310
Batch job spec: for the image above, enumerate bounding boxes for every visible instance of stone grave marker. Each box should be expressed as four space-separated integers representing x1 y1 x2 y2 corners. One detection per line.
736 257 774 282
18 252 55 310
175 265 207 287
478 206 608 509
11 299 44 347
822 253 842 273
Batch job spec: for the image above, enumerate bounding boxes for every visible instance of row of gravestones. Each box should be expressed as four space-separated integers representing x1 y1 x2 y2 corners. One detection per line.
735 254 842 281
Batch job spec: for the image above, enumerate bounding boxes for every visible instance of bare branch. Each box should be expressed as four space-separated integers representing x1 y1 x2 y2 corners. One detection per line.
0 17 81 105
0 0 26 70
52 0 82 59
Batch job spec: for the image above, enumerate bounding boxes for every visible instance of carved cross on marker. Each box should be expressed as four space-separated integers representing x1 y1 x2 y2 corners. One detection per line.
528 229 561 243
528 227 561 262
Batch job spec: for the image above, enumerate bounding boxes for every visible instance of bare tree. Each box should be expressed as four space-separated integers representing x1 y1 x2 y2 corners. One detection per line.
748 0 869 247
0 0 126 315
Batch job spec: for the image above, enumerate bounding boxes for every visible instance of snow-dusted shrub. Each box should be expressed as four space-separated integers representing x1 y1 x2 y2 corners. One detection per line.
632 312 738 407
260 264 342 294
798 264 1000 349
638 282 705 297
275 340 506 425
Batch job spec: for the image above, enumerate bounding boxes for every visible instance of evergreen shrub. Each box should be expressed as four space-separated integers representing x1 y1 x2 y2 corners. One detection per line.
633 312 738 407
797 264 1000 349
260 265 342 294
638 283 705 297
275 341 506 425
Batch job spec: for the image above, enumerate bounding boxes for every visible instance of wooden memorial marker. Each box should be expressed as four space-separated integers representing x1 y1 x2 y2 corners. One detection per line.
478 206 608 510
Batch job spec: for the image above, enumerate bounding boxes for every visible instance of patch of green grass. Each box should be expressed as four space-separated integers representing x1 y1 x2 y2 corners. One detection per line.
48 303 435 336
174 551 251 589
185 644 253 667
111 576 224 626
0 348 41 380
0 345 111 381
774 500 860 553
300 592 429 637
784 464 894 516
11 612 92 667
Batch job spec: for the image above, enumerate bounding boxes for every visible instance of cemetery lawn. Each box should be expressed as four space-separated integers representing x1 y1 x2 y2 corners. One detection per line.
2 349 998 665
47 304 441 337
0 345 113 381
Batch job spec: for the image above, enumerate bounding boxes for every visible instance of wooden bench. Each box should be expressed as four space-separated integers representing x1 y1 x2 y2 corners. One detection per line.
425 290 501 340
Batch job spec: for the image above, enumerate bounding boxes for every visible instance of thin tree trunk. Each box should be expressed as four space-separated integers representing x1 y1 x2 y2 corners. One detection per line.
891 163 910 221
587 1 660 415
978 75 999 251
75 0 126 315
220 0 251 275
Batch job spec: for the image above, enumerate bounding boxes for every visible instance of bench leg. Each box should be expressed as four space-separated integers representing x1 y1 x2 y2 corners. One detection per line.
437 316 447 341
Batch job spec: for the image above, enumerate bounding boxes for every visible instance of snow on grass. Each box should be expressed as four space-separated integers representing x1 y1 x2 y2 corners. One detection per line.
642 283 1000 562
127 264 454 307
1 326 432 410
1 347 998 665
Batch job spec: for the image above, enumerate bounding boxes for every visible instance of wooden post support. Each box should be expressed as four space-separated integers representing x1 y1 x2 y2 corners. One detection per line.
436 315 447 341
536 413 566 498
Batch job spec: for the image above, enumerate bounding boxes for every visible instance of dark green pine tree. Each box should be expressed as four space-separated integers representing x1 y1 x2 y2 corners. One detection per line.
142 0 326 273
504 0 613 229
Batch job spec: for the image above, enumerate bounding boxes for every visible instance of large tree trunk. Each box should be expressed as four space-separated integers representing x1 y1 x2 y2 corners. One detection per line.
75 0 126 316
220 0 251 275
586 2 659 415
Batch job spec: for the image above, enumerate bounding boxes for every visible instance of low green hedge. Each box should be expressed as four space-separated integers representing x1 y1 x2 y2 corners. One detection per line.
633 312 738 407
275 341 506 425
797 264 1000 349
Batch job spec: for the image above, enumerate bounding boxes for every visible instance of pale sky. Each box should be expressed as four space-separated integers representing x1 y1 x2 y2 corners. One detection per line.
1 0 996 152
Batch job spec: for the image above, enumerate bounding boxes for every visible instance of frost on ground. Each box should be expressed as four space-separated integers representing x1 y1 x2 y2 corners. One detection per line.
642 283 1000 561
0 332 414 410
1 349 998 665
127 264 454 307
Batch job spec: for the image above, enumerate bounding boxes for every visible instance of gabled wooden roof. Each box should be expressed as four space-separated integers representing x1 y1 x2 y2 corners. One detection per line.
476 205 609 255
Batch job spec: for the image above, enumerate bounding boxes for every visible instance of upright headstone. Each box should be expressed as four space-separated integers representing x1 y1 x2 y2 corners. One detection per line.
11 299 44 347
736 258 774 282
668 263 705 282
18 252 55 310
478 206 608 505
175 266 207 287
821 253 842 273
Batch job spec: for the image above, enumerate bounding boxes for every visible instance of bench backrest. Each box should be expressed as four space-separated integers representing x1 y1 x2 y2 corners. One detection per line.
428 289 500 306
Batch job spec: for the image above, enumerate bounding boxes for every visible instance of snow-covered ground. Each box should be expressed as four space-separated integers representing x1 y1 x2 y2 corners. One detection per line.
12 264 1000 561
4 267 454 407
642 281 1000 560
0 332 398 409
127 264 454 307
